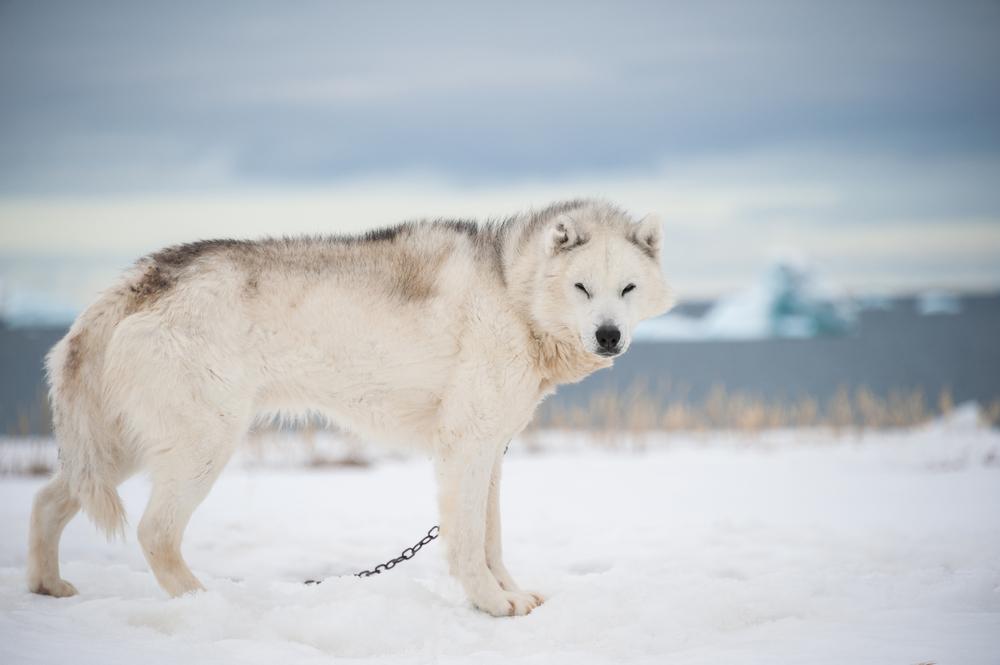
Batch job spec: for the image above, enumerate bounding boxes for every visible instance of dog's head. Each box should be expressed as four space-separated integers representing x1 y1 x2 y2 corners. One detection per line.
528 203 675 358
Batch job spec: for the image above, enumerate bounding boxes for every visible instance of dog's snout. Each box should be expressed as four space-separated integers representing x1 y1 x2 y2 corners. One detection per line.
595 324 621 353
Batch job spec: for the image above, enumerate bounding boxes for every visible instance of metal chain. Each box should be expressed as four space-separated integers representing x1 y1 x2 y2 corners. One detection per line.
305 440 508 584
304 525 440 584
355 525 440 577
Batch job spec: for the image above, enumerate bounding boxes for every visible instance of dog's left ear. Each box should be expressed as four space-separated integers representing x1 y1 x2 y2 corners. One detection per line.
545 215 587 255
629 214 662 260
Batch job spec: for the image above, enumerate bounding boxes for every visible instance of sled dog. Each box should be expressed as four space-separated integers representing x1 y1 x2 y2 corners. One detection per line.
28 199 673 615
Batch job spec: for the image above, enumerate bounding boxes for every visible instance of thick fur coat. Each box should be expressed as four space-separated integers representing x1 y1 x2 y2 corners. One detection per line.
28 199 673 616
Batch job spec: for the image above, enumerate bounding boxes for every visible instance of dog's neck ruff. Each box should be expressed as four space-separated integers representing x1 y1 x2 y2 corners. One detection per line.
531 329 612 390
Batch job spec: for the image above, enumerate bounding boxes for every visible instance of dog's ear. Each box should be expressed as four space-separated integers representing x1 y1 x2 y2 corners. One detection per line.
629 214 662 260
545 215 587 255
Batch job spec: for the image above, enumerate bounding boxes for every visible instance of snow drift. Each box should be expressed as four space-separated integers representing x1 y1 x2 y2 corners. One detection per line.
1 413 998 664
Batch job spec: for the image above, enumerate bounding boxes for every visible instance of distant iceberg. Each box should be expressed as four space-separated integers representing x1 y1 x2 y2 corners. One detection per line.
915 290 961 316
636 255 856 341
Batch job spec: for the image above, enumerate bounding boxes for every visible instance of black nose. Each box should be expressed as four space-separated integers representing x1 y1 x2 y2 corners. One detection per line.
595 325 621 352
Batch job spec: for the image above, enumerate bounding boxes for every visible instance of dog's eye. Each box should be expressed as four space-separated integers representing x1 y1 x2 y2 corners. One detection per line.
574 283 591 298
621 283 636 297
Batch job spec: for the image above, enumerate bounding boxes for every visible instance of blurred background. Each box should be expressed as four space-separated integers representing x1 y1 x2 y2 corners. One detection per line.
2 0 999 440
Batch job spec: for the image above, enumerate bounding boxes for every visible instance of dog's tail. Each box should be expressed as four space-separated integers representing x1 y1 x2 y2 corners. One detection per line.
45 276 138 540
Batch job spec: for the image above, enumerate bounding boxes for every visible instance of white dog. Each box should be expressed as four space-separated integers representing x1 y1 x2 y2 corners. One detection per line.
28 200 673 616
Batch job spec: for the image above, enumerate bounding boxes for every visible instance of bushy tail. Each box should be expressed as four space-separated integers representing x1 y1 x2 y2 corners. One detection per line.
73 476 127 540
45 277 136 540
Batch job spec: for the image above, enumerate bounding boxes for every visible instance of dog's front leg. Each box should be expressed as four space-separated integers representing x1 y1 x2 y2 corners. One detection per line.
485 451 545 606
435 441 541 616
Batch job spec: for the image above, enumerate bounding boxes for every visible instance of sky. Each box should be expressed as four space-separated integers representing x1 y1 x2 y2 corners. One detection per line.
1 1 999 320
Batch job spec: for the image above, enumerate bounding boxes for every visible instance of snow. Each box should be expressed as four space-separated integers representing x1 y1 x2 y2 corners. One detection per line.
2 418 999 664
635 255 856 341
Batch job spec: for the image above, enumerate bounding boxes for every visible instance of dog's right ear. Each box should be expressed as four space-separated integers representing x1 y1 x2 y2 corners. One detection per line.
545 215 587 255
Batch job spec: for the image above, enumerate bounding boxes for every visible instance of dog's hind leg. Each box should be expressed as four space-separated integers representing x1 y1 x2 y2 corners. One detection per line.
27 473 81 597
137 428 239 597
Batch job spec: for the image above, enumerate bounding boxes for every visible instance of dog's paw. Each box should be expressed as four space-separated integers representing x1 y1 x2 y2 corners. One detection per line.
523 589 546 605
503 590 546 616
28 577 78 598
475 589 545 617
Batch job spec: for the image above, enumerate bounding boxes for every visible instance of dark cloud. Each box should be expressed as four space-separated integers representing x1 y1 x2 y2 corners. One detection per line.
1 0 999 194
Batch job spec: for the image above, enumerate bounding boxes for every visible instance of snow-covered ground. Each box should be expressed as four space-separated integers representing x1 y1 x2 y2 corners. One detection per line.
2 414 999 664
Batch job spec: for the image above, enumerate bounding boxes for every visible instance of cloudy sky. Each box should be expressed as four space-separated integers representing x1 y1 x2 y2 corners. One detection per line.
1 1 999 318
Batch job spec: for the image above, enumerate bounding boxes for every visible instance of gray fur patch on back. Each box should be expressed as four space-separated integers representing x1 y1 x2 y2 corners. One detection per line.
127 239 259 312
151 239 256 268
391 247 447 301
121 199 628 310
127 263 176 312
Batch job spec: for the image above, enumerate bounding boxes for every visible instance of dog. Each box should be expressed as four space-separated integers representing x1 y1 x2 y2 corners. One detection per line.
27 199 674 616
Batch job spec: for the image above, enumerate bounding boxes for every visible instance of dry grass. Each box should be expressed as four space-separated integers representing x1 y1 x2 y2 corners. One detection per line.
983 399 1000 428
5 380 998 467
0 438 58 477
3 387 998 476
530 384 987 439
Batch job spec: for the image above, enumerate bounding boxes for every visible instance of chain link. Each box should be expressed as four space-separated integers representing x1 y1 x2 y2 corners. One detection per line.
304 525 440 584
305 440 508 584
355 525 440 577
